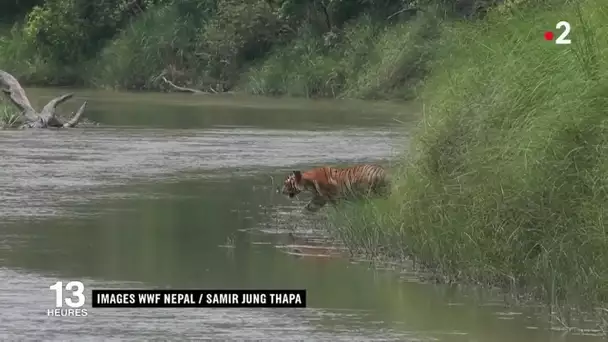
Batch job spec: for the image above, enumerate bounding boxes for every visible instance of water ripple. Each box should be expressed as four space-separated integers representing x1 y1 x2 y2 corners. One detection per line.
0 268 425 341
0 127 403 219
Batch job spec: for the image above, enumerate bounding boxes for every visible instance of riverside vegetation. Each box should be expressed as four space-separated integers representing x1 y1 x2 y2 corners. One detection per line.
329 0 608 332
1 0 607 332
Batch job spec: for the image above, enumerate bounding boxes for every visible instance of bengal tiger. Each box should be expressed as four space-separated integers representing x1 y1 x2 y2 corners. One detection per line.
279 164 390 212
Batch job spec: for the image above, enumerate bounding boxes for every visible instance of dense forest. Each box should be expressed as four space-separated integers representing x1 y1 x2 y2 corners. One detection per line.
1 0 504 98
2 0 608 329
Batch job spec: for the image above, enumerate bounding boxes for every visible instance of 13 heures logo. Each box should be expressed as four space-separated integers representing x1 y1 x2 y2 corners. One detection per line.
48 281 89 317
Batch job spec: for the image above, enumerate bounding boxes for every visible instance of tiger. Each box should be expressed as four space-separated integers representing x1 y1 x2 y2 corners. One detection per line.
279 164 390 212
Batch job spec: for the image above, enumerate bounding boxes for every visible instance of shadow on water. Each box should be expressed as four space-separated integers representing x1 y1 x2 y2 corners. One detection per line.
0 90 604 341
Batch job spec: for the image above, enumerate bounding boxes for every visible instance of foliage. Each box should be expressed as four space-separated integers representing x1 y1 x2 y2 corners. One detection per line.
328 0 608 321
0 0 461 93
89 2 215 90
241 10 439 99
0 103 20 129
23 0 150 64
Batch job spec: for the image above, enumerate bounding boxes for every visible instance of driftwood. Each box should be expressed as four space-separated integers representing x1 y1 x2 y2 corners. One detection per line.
161 76 208 94
158 71 232 95
0 70 87 128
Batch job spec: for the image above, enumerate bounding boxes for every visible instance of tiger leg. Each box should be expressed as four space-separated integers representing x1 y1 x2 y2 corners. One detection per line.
304 196 328 212
360 179 389 200
372 179 391 198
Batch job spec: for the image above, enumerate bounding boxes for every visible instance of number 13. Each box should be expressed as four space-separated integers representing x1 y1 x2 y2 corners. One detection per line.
49 281 86 308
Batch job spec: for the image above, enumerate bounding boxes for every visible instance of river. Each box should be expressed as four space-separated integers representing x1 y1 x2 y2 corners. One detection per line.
0 89 603 341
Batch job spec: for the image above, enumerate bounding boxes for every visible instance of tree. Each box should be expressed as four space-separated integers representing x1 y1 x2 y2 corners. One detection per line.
1 70 87 128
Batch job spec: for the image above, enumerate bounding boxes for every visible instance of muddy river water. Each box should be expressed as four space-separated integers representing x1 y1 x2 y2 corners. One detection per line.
0 89 603 341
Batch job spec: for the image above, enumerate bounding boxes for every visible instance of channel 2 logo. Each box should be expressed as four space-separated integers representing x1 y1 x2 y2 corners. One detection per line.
544 21 572 45
47 281 89 317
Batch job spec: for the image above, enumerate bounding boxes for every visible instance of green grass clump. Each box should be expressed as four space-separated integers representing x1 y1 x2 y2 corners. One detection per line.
240 28 346 98
0 103 20 128
88 4 203 90
328 0 608 315
340 11 438 100
241 11 439 99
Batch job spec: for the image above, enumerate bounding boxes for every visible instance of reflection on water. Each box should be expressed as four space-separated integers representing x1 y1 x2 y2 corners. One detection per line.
0 91 603 341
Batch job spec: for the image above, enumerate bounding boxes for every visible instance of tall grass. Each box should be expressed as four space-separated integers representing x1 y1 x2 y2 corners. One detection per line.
327 0 608 320
340 11 439 100
87 5 205 90
240 11 439 99
0 103 20 128
240 27 347 98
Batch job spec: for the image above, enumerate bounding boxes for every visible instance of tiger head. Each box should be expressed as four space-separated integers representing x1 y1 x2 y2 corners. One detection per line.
280 171 304 198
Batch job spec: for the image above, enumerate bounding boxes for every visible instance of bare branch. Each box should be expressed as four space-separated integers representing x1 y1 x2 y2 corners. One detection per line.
63 101 87 128
161 76 206 94
39 93 74 118
2 89 29 114
0 70 88 129
0 70 38 120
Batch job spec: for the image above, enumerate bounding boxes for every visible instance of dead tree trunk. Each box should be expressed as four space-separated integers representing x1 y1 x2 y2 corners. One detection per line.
0 70 87 129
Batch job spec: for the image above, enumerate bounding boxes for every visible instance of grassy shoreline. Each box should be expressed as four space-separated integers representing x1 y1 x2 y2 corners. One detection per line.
327 0 608 333
2 0 608 332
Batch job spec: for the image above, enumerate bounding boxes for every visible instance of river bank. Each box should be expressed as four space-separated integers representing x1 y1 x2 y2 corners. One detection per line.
1 0 607 334
0 1 439 99
327 0 608 333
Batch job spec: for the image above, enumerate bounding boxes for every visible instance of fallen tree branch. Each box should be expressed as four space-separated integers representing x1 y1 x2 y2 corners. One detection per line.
161 76 207 94
0 70 87 129
62 101 87 127
159 74 234 95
